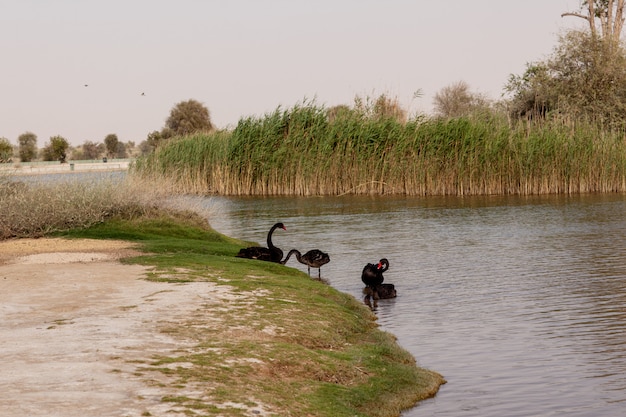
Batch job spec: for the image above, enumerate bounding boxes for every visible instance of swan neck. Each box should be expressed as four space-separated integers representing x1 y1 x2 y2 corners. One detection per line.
282 249 301 264
267 225 279 248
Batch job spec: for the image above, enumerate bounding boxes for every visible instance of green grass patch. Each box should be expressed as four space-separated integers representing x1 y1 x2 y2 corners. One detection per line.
58 215 445 417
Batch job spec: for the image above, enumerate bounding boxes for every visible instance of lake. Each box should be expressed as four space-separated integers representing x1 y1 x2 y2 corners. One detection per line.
205 193 626 417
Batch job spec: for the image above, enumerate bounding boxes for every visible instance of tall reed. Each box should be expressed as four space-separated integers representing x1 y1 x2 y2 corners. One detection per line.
133 103 626 196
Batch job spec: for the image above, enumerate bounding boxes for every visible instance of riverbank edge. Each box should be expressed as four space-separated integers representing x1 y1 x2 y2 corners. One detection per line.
53 215 446 416
0 159 131 176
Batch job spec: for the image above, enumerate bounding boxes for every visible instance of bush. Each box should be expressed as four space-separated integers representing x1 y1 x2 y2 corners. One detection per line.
0 174 211 240
0 137 13 162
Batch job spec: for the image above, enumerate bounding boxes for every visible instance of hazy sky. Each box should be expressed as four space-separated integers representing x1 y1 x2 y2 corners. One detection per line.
1 0 585 146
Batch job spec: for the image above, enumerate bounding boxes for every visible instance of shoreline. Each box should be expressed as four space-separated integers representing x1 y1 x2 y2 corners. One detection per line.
0 160 131 176
0 234 445 416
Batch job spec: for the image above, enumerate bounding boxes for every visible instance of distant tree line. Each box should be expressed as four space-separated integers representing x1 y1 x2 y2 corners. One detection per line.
5 1 626 165
0 132 139 164
0 98 214 163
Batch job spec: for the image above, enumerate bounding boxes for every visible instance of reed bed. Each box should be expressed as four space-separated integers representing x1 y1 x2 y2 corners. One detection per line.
133 103 626 196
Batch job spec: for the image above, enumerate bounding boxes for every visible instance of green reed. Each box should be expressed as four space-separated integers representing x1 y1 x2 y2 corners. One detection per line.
133 103 626 196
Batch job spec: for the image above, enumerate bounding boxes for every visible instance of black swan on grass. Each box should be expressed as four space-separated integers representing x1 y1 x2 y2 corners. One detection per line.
281 249 330 278
236 222 286 263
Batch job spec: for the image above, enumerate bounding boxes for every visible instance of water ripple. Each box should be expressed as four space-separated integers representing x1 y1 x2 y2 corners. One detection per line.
207 193 626 417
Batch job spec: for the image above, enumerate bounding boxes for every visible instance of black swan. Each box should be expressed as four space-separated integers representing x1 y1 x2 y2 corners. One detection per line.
281 249 330 278
361 258 389 288
236 222 286 263
361 258 392 300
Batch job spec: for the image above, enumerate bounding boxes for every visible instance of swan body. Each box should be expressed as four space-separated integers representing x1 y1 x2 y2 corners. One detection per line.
281 249 330 278
236 222 286 263
361 258 389 288
361 258 390 302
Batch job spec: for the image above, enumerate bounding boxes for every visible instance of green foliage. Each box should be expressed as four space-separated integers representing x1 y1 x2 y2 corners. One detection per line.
165 99 214 137
18 131 37 162
353 94 408 122
104 133 119 157
506 29 626 127
42 135 69 162
134 100 626 196
0 137 13 162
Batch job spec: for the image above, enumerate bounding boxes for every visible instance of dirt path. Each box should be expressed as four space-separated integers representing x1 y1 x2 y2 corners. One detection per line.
0 238 230 417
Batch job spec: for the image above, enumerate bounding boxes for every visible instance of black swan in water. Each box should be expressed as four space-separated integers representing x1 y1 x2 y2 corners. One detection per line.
281 249 330 278
362 258 394 300
361 258 389 288
236 223 286 263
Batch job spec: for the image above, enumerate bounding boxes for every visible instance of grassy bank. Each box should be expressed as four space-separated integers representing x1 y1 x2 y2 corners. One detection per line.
0 176 445 416
133 103 626 196
58 214 444 416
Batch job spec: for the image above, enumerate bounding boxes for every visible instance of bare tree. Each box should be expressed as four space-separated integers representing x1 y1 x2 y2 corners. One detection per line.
81 141 105 160
562 0 625 43
433 81 490 118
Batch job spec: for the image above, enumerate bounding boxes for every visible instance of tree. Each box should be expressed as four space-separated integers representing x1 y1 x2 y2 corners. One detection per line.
0 137 13 162
165 99 214 136
138 140 153 156
433 81 491 118
123 141 136 157
104 133 120 158
353 94 407 122
504 63 555 120
562 0 625 44
115 141 128 158
505 30 626 126
549 30 626 124
81 141 105 160
18 132 37 162
42 135 69 163
326 104 352 123
144 130 164 152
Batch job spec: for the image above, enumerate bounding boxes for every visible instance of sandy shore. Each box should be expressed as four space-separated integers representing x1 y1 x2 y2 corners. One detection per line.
0 238 238 417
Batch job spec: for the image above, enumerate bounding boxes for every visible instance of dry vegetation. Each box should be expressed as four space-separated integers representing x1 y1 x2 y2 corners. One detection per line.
0 173 213 240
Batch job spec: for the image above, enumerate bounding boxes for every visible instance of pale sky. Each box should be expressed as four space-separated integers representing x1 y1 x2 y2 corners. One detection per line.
1 0 585 146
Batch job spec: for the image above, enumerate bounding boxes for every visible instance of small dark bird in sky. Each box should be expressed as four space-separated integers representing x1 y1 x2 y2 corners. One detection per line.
141 92 145 96
84 84 88 87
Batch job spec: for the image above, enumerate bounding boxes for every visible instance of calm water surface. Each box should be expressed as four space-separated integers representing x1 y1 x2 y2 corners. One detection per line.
206 193 626 417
